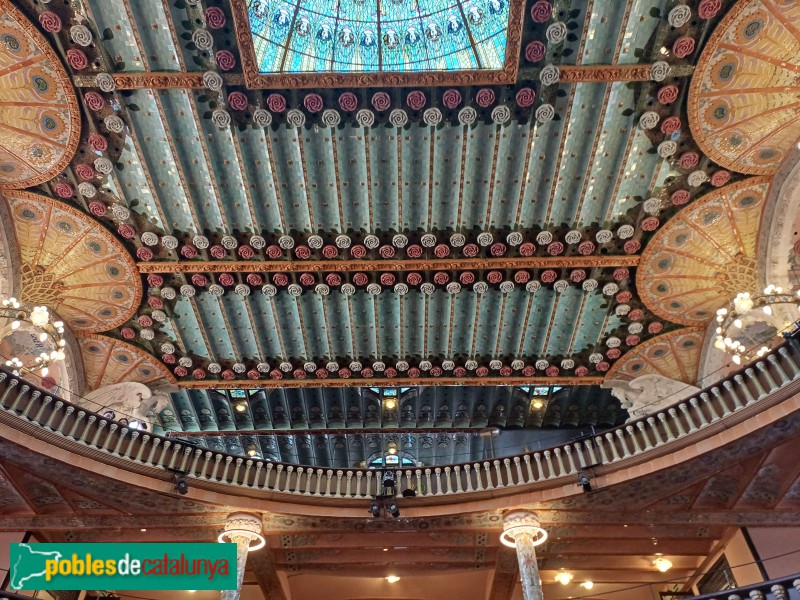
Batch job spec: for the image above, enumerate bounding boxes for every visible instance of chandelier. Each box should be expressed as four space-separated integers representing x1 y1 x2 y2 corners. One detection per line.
714 284 800 365
0 295 66 377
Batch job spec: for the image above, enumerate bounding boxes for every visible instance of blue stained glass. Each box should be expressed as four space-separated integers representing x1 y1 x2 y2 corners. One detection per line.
532 386 550 396
246 0 510 75
229 389 247 398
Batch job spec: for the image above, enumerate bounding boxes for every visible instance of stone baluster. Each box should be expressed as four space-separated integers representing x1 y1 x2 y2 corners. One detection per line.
45 400 63 429
748 590 765 600
454 465 463 492
767 354 790 384
533 453 544 480
745 368 766 399
778 347 800 376
464 464 474 491
32 395 51 423
636 421 653 450
770 584 789 600
657 412 675 441
502 511 547 600
689 397 708 427
700 391 720 422
563 446 577 474
614 429 632 458
219 513 264 600
626 425 643 453
755 361 777 391
793 579 800 593
553 449 567 476
668 408 686 436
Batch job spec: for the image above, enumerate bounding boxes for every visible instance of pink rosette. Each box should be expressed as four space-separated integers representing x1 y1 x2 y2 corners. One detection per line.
626 335 641 346
299 273 315 286
353 272 368 286
678 151 699 170
294 245 311 259
616 291 632 303
209 245 226 259
147 274 164 287
315 369 328 379
575 366 589 377
326 273 342 286
453 367 467 377
545 366 559 377
338 368 351 378
540 269 558 283
462 243 479 257
460 272 475 285
66 49 88 70
191 274 207 287
218 273 234 286
371 91 391 111
267 93 286 113
499 366 513 376
486 271 503 284
530 0 553 23
322 244 339 259
475 88 496 108
180 245 198 258
516 87 536 108
88 201 107 217
657 85 679 104
118 224 135 239
433 244 449 258
174 366 188 377
406 90 426 110
379 245 396 258
380 273 395 286
641 216 660 231
88 133 108 152
246 273 263 286
54 182 73 198
41 376 56 390
514 270 531 284
215 50 236 71
442 88 462 109
547 241 564 255
205 6 226 29
698 0 722 19
407 367 420 378
350 244 367 258
39 11 62 32
237 245 254 259
490 242 506 256
303 93 323 113
221 369 235 380
227 91 248 111
384 367 397 378
671 189 690 205
672 36 695 58
577 240 595 255
430 366 443 377
522 366 535 377
273 273 289 286
628 308 644 321
648 322 663 334
433 271 449 285
475 366 489 377
606 348 621 359
613 268 630 281
292 369 306 380
121 327 136 340
710 170 731 187
525 40 546 63
136 247 154 261
405 244 423 258
270 369 283 380
360 367 374 378
247 369 259 380
193 369 207 380
623 240 641 254
84 92 105 111
266 245 283 259
147 296 164 309
660 116 681 135
407 272 422 286
75 163 95 180
569 269 586 283
519 242 536 256
595 361 610 372
338 92 358 111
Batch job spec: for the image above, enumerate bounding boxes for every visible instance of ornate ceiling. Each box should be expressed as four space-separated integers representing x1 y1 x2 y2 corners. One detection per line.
0 0 798 465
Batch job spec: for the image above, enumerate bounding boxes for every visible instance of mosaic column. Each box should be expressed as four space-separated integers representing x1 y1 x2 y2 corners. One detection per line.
501 511 548 600
219 512 265 600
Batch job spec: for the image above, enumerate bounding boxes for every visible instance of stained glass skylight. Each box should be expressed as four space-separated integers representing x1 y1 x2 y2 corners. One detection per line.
245 0 511 75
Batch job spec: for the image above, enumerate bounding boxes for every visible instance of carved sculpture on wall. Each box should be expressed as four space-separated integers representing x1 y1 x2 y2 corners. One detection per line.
81 381 177 428
602 374 700 421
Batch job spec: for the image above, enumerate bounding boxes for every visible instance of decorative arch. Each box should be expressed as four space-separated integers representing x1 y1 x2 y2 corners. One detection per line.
604 328 705 385
0 0 81 188
77 333 176 392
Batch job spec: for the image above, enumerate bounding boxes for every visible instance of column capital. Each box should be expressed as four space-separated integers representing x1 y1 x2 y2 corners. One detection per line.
501 510 547 548
218 512 265 551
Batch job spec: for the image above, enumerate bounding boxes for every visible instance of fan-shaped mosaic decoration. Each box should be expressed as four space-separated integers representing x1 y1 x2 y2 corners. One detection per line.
604 328 704 384
688 0 800 175
0 0 80 189
637 178 769 326
78 334 175 391
3 191 141 333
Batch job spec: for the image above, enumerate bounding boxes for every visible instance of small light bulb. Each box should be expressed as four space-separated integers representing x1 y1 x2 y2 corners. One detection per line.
580 581 594 590
11 320 20 330
386 576 401 584
733 319 742 329
763 305 772 316
732 355 741 365
715 327 722 334
533 400 543 409
41 367 48 377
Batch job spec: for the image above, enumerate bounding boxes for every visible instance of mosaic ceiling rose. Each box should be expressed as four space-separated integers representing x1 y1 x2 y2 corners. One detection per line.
604 328 705 385
688 0 800 175
77 334 175 392
0 0 80 189
637 178 770 327
3 191 141 333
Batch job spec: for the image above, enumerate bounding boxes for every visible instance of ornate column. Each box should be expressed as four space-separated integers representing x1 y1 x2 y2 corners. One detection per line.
501 511 548 600
218 512 265 600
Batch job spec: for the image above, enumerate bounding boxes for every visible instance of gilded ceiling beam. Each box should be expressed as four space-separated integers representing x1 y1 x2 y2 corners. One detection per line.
138 255 640 274
556 63 694 82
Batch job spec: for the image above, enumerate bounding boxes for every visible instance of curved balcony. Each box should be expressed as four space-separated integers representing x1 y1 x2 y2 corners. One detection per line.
1 340 799 507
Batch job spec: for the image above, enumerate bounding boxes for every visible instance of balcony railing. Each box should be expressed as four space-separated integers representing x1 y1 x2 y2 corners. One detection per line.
688 574 800 599
1 340 799 500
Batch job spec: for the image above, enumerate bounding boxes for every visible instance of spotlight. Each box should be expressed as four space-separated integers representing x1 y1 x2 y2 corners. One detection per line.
578 474 592 493
235 403 247 413
580 581 594 590
385 576 400 583
382 469 397 492
172 472 189 495
370 501 381 518
654 557 672 572
384 398 397 410
555 570 573 585
388 501 400 518
401 488 417 498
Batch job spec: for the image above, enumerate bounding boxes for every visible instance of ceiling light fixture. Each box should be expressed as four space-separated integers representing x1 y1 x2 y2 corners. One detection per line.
580 581 594 590
555 570 574 585
235 403 247 413
0 296 66 376
385 576 400 584
384 398 397 410
654 557 673 573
